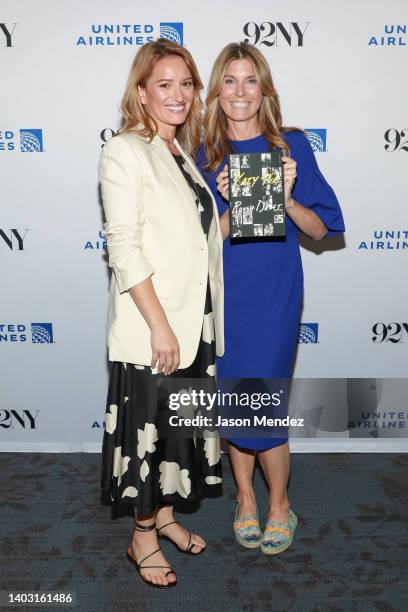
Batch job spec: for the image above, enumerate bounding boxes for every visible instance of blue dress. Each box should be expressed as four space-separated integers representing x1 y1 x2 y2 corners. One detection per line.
197 131 345 451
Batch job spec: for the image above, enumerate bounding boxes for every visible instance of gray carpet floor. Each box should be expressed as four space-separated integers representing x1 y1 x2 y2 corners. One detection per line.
0 453 407 612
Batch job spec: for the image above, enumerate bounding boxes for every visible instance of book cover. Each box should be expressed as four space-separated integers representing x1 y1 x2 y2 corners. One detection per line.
228 151 285 239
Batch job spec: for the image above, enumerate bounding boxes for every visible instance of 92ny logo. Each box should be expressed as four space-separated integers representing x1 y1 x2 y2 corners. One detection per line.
0 409 39 429
0 229 29 250
372 323 408 343
384 129 408 152
243 22 310 46
100 128 117 147
0 23 17 46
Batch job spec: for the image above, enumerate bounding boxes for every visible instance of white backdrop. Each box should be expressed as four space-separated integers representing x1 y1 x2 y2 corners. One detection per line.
1 0 407 452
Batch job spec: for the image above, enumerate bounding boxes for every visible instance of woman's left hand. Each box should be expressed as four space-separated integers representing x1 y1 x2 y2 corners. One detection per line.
282 156 297 209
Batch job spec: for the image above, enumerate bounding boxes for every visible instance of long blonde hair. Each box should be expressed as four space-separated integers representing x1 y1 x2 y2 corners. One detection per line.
203 42 300 171
119 38 203 154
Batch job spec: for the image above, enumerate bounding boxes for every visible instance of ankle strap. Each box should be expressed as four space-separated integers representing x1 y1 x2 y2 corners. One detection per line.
134 521 156 532
157 520 178 533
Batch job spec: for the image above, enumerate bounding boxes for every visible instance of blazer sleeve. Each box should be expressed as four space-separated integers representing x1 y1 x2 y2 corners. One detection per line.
99 136 154 293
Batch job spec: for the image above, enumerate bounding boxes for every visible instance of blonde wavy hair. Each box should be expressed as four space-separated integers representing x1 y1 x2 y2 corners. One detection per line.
119 38 203 154
203 42 300 171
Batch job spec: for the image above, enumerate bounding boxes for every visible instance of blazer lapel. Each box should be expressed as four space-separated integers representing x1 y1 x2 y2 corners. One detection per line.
173 139 217 202
173 139 223 248
150 136 202 223
150 136 222 249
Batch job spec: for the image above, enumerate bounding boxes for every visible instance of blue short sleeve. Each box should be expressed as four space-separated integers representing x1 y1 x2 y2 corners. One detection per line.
289 132 345 237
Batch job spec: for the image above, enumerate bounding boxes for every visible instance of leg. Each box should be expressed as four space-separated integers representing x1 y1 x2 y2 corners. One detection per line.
131 509 177 587
257 442 290 523
229 442 257 516
229 443 262 547
156 504 206 554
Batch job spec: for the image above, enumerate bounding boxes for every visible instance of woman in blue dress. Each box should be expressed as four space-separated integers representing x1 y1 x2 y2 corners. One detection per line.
197 42 344 554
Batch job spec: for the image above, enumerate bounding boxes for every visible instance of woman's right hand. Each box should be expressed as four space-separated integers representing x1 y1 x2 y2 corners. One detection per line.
216 164 229 201
151 322 180 375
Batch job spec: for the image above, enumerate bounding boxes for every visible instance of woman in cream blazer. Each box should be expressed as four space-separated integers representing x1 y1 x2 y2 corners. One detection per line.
99 39 224 590
101 131 224 368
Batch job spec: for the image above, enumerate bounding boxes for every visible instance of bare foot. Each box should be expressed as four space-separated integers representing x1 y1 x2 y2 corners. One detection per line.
236 494 257 518
267 505 289 524
157 520 206 554
131 528 176 587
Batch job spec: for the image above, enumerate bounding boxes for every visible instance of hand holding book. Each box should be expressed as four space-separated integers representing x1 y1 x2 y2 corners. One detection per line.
216 164 229 201
226 151 286 239
281 155 328 240
217 157 297 207
216 148 328 242
282 155 297 210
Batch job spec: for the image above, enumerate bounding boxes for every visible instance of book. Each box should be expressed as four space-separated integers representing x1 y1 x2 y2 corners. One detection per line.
228 151 285 239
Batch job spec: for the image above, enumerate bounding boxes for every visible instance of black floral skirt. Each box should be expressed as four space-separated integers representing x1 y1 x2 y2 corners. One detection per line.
100 282 222 517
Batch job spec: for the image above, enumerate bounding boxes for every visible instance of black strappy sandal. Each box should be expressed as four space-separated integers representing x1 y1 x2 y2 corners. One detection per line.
127 522 177 589
157 520 206 555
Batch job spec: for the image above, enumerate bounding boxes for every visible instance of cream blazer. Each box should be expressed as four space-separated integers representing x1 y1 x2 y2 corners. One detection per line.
99 131 224 368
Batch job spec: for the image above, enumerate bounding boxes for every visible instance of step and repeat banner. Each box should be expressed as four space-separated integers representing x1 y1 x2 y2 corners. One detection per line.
1 0 407 452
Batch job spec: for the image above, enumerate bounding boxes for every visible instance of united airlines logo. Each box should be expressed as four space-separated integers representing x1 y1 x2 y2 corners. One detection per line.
305 129 327 152
20 129 44 152
0 323 54 343
0 129 44 153
297 323 319 344
159 23 183 45
31 323 54 344
84 230 107 250
91 420 106 429
77 22 184 46
368 24 407 47
358 230 408 251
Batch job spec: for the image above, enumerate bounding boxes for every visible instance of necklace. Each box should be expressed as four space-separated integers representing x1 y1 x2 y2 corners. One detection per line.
159 134 177 149
159 134 180 157
159 134 173 144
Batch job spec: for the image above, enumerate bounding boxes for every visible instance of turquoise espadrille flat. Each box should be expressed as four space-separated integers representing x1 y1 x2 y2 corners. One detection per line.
261 508 298 555
233 504 262 549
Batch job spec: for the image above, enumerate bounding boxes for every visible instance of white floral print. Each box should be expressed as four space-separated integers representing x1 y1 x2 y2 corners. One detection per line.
112 446 130 486
122 486 138 498
203 430 221 466
140 460 149 482
137 423 158 459
159 461 191 498
202 312 215 344
105 404 118 434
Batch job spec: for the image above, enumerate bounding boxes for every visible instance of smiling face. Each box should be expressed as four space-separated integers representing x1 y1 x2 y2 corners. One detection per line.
137 55 195 134
218 58 263 127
